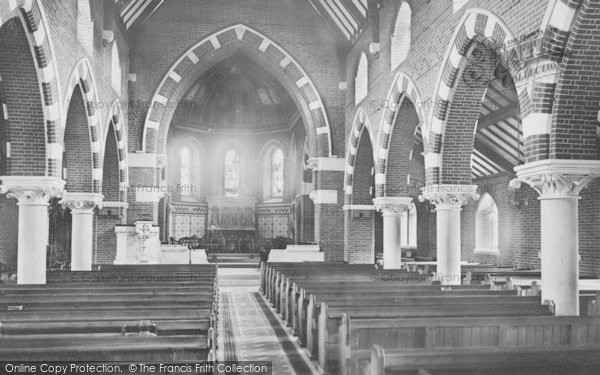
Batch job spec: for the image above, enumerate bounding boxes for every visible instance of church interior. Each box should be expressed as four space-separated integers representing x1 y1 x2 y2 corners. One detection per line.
1 0 600 373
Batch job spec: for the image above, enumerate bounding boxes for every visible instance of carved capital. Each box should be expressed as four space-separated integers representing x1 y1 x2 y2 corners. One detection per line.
419 184 479 209
60 192 104 213
0 176 65 205
511 159 600 199
373 197 413 215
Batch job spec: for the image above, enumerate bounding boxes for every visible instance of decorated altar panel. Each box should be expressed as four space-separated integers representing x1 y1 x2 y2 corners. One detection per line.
168 202 207 240
256 203 292 242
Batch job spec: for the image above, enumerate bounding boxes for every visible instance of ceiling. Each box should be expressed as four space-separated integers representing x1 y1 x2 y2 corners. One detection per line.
307 0 369 42
115 0 370 42
115 0 164 30
172 54 299 133
471 77 524 179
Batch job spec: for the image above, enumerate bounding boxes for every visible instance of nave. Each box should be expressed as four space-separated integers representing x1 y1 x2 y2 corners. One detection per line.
3 260 600 374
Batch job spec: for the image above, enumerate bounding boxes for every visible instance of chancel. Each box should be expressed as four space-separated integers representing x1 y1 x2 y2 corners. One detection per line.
0 0 599 373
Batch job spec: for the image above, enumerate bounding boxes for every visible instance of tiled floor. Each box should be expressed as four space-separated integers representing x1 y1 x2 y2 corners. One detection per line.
217 267 318 375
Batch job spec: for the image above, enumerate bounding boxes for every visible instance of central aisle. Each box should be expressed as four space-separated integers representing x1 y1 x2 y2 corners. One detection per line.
217 266 318 375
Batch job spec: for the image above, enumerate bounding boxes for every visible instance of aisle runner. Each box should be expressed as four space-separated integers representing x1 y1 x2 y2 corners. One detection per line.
224 289 296 374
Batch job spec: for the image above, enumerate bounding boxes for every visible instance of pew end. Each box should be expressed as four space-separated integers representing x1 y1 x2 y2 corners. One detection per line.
369 344 385 375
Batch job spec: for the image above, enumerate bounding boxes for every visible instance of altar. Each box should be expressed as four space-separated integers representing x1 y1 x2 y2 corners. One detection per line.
206 196 257 252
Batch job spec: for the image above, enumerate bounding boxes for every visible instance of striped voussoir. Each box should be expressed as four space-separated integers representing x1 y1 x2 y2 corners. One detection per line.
425 9 514 185
344 108 371 205
519 0 579 161
0 0 62 178
143 23 332 158
107 100 129 196
374 72 428 198
63 59 102 193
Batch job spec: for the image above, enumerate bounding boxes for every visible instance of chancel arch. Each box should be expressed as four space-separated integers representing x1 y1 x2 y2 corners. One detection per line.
142 24 333 159
158 47 309 251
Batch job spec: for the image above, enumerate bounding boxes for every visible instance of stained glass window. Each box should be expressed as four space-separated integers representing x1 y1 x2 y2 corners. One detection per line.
224 149 240 196
180 146 192 196
271 148 284 197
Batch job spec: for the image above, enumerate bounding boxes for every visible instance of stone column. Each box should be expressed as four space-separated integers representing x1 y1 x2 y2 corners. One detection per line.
0 176 65 284
373 197 413 269
60 192 103 271
420 185 479 285
511 159 600 316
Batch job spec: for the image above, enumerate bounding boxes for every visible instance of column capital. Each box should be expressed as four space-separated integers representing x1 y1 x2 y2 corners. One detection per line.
0 176 65 205
419 184 479 209
60 192 104 213
510 159 600 199
373 196 413 214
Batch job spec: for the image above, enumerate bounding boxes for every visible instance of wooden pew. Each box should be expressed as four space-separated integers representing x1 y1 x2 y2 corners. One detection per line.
293 286 516 342
0 335 213 361
313 297 553 372
341 315 600 375
0 264 218 361
369 343 600 375
0 319 211 336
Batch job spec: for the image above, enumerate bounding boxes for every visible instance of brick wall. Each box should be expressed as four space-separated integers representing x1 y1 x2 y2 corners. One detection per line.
0 18 46 176
352 129 374 205
462 173 541 268
102 123 121 202
386 99 420 196
551 0 600 159
0 197 18 269
64 88 93 192
95 208 120 264
579 180 600 277
460 173 600 277
344 210 375 263
0 18 46 266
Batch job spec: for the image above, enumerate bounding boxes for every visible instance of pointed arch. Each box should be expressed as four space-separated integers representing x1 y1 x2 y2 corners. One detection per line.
0 0 63 178
425 8 518 185
344 108 375 205
105 100 129 193
374 72 428 197
62 58 102 193
142 24 333 158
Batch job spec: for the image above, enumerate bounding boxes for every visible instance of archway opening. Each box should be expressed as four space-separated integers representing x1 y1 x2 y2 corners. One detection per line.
0 17 47 271
164 53 306 253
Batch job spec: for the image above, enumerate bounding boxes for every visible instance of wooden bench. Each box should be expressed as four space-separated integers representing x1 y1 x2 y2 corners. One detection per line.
0 264 218 361
369 345 600 375
293 286 517 342
341 315 600 375
0 335 213 361
312 297 553 371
